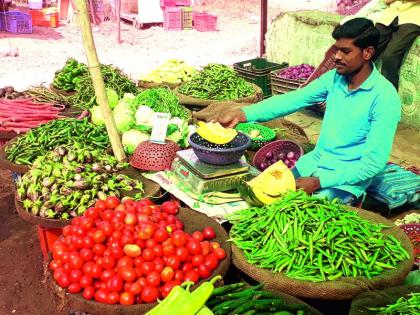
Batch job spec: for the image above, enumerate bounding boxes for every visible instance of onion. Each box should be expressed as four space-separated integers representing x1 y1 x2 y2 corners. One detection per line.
259 162 268 171
277 152 286 160
287 151 295 159
284 160 291 167
265 151 274 160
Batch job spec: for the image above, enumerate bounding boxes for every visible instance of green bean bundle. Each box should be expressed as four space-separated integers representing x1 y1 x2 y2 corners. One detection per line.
228 190 410 282
178 64 255 100
5 118 110 166
367 292 420 315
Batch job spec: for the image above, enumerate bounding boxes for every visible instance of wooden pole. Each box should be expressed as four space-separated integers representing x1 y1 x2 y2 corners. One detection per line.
260 0 268 57
75 0 127 162
117 0 122 44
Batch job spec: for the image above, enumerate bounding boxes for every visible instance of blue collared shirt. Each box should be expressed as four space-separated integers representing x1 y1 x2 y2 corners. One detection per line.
243 66 401 197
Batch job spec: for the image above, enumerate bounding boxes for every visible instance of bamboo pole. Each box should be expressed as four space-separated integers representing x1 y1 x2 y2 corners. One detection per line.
117 0 122 44
75 0 126 162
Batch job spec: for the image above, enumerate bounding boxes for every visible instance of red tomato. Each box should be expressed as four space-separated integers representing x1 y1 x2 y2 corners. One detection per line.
187 240 202 255
120 292 135 305
175 247 189 262
69 269 83 283
153 258 165 273
79 248 94 262
137 214 150 222
141 206 153 216
100 269 115 282
192 231 204 242
79 275 93 288
117 256 133 269
118 266 137 283
162 201 179 215
133 256 144 267
175 220 184 231
166 255 180 270
137 199 154 208
92 230 106 244
63 263 72 273
146 239 157 249
85 207 99 219
160 266 174 282
214 248 226 260
101 256 116 269
90 264 103 279
160 280 181 298
182 262 193 273
106 292 120 305
72 217 82 227
110 246 124 260
201 241 211 256
138 223 156 240
174 270 184 282
162 244 175 257
63 225 74 237
49 260 61 270
80 218 94 231
191 255 205 267
210 242 221 250
68 282 82 293
82 286 95 300
115 203 127 212
202 227 216 240
128 282 142 295
114 210 126 221
95 200 107 211
198 265 211 279
146 271 161 287
137 276 147 288
92 243 106 255
57 273 71 288
94 289 108 303
141 286 159 303
124 213 137 225
69 253 84 270
105 196 120 209
142 248 155 261
205 254 219 271
141 261 155 275
152 245 163 257
184 270 199 283
107 275 123 292
172 231 188 247
154 229 169 243
166 215 176 224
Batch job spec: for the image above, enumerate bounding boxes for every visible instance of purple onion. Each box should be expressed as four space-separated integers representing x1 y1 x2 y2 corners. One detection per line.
277 152 286 160
265 151 274 160
259 162 268 171
287 151 295 159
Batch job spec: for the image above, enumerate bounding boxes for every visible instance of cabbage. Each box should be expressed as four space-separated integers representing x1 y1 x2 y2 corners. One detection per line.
90 106 105 126
114 112 134 133
135 106 155 125
114 99 133 116
106 88 119 109
123 93 136 101
122 129 150 154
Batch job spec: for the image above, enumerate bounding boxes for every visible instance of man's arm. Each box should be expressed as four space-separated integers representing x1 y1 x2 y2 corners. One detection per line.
319 95 401 188
243 71 331 122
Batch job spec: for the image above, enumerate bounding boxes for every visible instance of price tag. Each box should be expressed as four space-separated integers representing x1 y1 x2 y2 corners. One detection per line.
149 112 171 144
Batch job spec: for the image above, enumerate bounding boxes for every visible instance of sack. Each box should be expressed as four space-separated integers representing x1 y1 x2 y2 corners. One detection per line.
232 207 415 300
174 83 263 107
349 285 420 315
137 80 181 90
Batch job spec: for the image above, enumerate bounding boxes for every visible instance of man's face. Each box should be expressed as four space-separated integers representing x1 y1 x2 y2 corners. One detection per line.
333 38 370 76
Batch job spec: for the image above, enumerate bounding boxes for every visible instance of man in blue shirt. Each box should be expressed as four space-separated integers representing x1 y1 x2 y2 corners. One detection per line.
216 18 401 204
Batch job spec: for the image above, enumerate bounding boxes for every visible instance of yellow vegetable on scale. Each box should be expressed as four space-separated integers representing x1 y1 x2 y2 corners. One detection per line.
196 121 238 145
238 160 296 206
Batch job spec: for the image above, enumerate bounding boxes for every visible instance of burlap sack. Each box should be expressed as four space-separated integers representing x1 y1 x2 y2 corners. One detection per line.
174 83 263 107
0 137 30 174
137 80 181 90
349 285 420 315
232 207 415 300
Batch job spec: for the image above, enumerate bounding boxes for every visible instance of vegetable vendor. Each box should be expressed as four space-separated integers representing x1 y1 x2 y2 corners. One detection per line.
214 18 401 205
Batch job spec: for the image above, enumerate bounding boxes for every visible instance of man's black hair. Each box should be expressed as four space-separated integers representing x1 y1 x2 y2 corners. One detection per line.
332 18 380 49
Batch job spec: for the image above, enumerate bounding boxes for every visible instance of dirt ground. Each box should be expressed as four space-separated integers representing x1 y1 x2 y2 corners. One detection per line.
0 1 418 314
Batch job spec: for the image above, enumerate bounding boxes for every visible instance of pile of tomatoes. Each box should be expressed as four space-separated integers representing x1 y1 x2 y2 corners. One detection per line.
49 196 226 305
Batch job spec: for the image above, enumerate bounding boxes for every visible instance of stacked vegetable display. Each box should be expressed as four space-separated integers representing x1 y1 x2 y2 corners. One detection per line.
204 283 310 315
49 198 227 305
179 64 255 100
0 98 65 134
16 144 143 219
277 64 315 81
53 58 88 92
228 190 410 282
139 59 198 85
5 118 110 166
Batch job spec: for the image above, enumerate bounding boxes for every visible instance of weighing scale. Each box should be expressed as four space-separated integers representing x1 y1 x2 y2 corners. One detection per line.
171 149 258 195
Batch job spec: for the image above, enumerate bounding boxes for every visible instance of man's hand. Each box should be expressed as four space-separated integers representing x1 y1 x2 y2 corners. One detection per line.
296 177 321 194
216 108 247 128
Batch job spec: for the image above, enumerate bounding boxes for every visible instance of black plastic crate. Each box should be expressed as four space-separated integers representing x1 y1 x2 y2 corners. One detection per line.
234 58 288 98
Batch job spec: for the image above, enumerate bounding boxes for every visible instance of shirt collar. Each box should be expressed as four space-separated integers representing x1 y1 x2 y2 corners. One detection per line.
337 62 378 92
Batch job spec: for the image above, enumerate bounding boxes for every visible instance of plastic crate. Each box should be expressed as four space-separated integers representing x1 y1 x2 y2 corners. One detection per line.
160 0 176 7
163 7 182 31
175 0 190 5
234 58 288 98
0 13 5 32
194 12 217 32
181 6 192 30
29 9 59 28
37 225 63 260
4 11 32 34
271 70 306 95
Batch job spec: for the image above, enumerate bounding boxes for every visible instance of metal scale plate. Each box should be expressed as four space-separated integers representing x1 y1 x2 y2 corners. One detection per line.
171 149 254 195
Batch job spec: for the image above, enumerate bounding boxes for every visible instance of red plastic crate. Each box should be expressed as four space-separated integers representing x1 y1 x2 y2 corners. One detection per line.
160 0 176 7
163 7 182 31
37 225 63 260
194 12 217 32
175 0 190 5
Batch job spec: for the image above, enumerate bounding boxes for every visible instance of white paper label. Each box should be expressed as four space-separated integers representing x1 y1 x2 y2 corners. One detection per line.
149 112 171 144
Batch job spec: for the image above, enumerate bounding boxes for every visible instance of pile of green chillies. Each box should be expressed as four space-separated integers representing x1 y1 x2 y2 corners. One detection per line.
367 292 420 315
228 190 410 282
133 88 189 120
5 118 110 166
178 64 255 100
